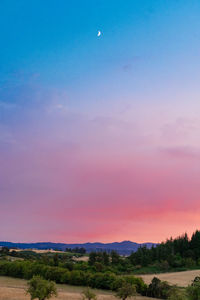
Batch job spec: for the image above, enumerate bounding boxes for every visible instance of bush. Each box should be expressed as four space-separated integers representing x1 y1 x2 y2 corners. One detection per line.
184 258 195 268
168 286 187 300
88 272 116 290
123 275 147 294
27 275 57 300
147 277 172 299
187 277 200 300
82 287 97 300
116 282 137 300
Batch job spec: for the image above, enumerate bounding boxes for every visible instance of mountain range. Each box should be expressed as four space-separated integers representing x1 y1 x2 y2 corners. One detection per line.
0 241 157 255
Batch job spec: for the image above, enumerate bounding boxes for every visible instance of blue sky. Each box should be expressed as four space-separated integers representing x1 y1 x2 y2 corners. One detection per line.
1 1 200 111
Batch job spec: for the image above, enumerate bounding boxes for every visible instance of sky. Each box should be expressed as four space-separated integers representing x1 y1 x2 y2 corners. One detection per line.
1 0 200 243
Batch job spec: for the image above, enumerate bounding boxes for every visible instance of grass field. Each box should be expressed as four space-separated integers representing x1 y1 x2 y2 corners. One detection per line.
0 276 152 300
141 269 200 287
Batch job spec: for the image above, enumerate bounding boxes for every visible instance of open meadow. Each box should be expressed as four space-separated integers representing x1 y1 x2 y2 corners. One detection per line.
0 276 154 300
141 269 200 287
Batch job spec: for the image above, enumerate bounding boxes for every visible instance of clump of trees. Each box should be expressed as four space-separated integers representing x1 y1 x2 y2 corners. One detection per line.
0 246 9 255
146 276 200 300
66 247 86 254
147 277 172 299
89 251 110 266
168 286 187 300
88 250 135 274
116 282 136 300
187 276 200 300
27 275 57 300
82 287 97 300
129 230 200 270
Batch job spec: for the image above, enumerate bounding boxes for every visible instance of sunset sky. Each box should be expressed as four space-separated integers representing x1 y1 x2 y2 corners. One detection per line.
1 0 200 243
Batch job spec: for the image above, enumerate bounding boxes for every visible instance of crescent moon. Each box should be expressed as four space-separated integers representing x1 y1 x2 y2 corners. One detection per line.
97 31 101 37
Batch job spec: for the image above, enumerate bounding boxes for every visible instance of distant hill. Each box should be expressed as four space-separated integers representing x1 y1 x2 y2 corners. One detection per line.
0 240 157 255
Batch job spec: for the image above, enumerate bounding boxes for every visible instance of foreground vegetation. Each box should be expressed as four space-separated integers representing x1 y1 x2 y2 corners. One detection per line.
1 274 200 300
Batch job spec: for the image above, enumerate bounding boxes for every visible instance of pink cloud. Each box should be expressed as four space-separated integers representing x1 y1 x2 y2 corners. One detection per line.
1 89 200 243
160 146 200 159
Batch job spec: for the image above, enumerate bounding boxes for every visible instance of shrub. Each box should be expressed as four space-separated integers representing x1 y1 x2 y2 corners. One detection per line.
82 287 97 300
123 275 147 294
147 277 172 299
187 277 200 300
27 275 57 300
116 282 137 300
168 286 187 300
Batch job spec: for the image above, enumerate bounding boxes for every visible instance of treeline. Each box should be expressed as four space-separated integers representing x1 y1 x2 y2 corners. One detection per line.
88 250 136 273
65 247 86 254
129 230 200 270
89 250 119 265
0 260 146 294
87 230 200 274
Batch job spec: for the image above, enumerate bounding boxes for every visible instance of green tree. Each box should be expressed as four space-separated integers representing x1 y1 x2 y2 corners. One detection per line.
191 231 200 260
82 287 97 300
187 277 200 300
0 246 9 255
148 277 162 298
111 251 120 264
159 260 170 271
53 254 59 267
94 262 104 272
185 258 195 268
116 282 136 300
89 252 97 265
102 251 110 265
147 277 171 299
27 275 57 300
168 286 187 300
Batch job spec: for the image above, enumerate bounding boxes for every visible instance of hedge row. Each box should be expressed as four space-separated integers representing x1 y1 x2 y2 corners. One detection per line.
0 260 146 293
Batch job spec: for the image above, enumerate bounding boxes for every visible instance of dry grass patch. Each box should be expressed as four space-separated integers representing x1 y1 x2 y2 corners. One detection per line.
72 255 89 262
141 269 200 287
9 248 64 254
